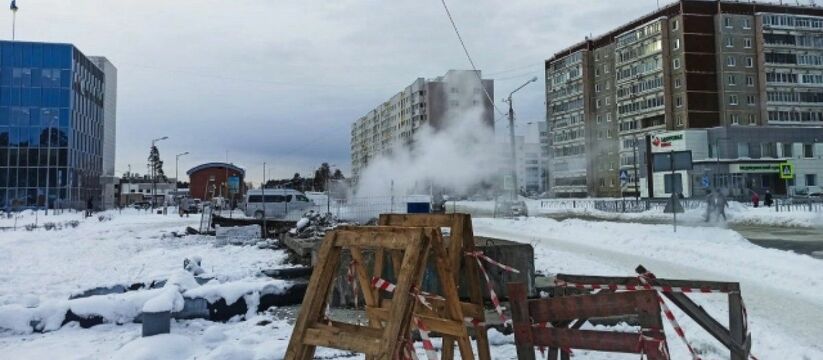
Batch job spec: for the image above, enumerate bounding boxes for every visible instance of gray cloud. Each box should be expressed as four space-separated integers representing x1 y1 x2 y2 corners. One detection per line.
7 0 780 185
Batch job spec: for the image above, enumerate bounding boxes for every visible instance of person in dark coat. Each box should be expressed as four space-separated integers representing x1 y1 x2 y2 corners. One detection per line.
751 191 760 208
764 190 774 207
86 196 94 217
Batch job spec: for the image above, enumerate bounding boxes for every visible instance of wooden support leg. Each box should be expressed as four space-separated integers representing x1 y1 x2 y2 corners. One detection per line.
507 282 535 360
729 292 748 360
462 220 492 360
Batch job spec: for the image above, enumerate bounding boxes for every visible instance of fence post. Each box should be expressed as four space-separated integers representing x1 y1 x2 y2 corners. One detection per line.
507 282 535 360
573 200 576 208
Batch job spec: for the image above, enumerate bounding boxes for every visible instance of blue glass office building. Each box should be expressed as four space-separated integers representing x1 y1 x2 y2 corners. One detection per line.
0 41 105 209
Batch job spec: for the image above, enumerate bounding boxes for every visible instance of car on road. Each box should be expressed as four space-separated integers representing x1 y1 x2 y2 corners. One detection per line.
243 189 313 219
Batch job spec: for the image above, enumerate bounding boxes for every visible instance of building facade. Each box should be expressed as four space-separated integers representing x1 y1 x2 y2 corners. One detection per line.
640 127 823 198
0 41 110 209
546 0 823 198
90 56 118 209
350 70 494 183
187 162 246 202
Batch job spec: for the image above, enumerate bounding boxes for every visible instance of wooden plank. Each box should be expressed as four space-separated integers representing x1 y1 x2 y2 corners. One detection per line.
335 231 411 250
532 327 647 354
367 307 468 336
285 232 342 360
379 229 429 359
349 246 377 306
462 218 492 360
379 213 456 227
507 282 536 360
528 290 658 322
662 291 741 352
427 228 474 360
556 273 740 293
303 326 383 355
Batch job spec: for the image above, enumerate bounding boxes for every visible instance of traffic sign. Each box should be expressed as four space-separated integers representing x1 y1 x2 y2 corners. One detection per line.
779 162 794 180
619 170 629 183
701 175 710 188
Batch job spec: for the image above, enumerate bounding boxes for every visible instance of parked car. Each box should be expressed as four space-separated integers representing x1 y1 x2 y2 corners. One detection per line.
495 199 529 217
243 189 313 219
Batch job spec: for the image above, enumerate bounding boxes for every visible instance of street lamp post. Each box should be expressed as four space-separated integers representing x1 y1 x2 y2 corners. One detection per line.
175 152 189 190
714 136 730 191
503 77 538 201
151 136 168 210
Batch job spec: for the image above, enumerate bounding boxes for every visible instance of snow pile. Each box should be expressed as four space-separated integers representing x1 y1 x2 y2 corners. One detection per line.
215 225 261 245
288 210 342 239
0 208 288 308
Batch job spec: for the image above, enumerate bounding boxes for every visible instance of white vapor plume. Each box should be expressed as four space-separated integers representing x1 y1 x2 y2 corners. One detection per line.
355 76 498 197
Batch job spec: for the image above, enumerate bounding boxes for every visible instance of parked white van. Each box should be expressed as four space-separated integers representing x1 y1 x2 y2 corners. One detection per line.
243 189 313 219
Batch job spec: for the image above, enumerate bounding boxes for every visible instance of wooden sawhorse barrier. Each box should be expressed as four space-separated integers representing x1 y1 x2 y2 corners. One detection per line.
285 226 432 359
378 213 491 360
508 283 669 359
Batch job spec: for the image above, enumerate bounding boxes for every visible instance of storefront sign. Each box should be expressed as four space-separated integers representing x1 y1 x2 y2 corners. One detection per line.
651 134 683 148
730 164 780 173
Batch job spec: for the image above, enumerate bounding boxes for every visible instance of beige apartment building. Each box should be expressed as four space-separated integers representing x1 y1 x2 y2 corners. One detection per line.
350 70 494 183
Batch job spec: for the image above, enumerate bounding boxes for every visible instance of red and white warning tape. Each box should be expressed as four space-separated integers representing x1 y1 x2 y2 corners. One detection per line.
553 279 730 294
465 251 520 326
413 316 438 360
638 327 670 360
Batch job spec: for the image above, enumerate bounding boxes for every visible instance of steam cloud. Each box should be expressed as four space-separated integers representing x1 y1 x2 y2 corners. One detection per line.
354 74 498 198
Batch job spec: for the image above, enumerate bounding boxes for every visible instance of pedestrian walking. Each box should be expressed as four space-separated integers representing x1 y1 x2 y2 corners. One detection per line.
764 190 774 207
751 191 760 208
178 197 190 217
716 191 728 221
86 196 94 218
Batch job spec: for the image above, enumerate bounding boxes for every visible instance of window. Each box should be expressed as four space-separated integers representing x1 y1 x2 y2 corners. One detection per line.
746 57 754 68
806 174 818 187
605 97 610 105
804 143 815 158
724 17 733 28
782 143 793 157
675 78 682 88
596 68 601 76
727 56 736 67
747 95 755 105
595 83 602 93
742 18 751 29
728 75 737 86
674 38 681 50
597 115 603 124
746 75 754 87
748 114 756 124
676 96 683 107
729 95 739 105
672 19 679 31
596 99 602 109
738 142 749 157
725 37 734 48
762 143 777 158
605 81 611 90
673 58 681 69
676 114 684 126
730 113 740 124
744 38 753 48
606 113 612 122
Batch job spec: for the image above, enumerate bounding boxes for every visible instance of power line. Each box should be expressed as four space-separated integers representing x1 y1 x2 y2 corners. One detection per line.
438 0 507 118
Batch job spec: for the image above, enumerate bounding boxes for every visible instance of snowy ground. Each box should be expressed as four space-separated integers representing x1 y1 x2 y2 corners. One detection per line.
1 208 822 359
455 199 823 228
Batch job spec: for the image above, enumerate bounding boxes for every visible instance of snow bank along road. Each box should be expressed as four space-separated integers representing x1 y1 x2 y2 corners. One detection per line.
474 217 823 359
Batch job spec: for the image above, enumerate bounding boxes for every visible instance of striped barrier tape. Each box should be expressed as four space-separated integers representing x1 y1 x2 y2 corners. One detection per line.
465 251 520 326
636 274 701 360
553 279 730 294
413 316 438 360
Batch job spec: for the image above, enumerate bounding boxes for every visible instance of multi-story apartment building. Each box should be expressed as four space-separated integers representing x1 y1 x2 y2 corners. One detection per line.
0 41 113 209
350 70 494 183
546 0 823 198
89 56 118 209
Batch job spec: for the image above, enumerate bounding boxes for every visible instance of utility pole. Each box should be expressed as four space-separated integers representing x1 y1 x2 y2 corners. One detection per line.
175 151 189 195
504 77 538 201
262 162 267 236
10 0 18 41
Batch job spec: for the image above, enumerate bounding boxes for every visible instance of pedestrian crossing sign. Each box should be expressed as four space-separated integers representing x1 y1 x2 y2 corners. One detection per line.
779 162 794 180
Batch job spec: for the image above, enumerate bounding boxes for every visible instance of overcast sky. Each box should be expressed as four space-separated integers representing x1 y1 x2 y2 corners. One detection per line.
8 0 689 184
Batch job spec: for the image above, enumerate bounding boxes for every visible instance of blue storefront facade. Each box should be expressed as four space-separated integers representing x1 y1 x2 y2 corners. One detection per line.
0 41 105 209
